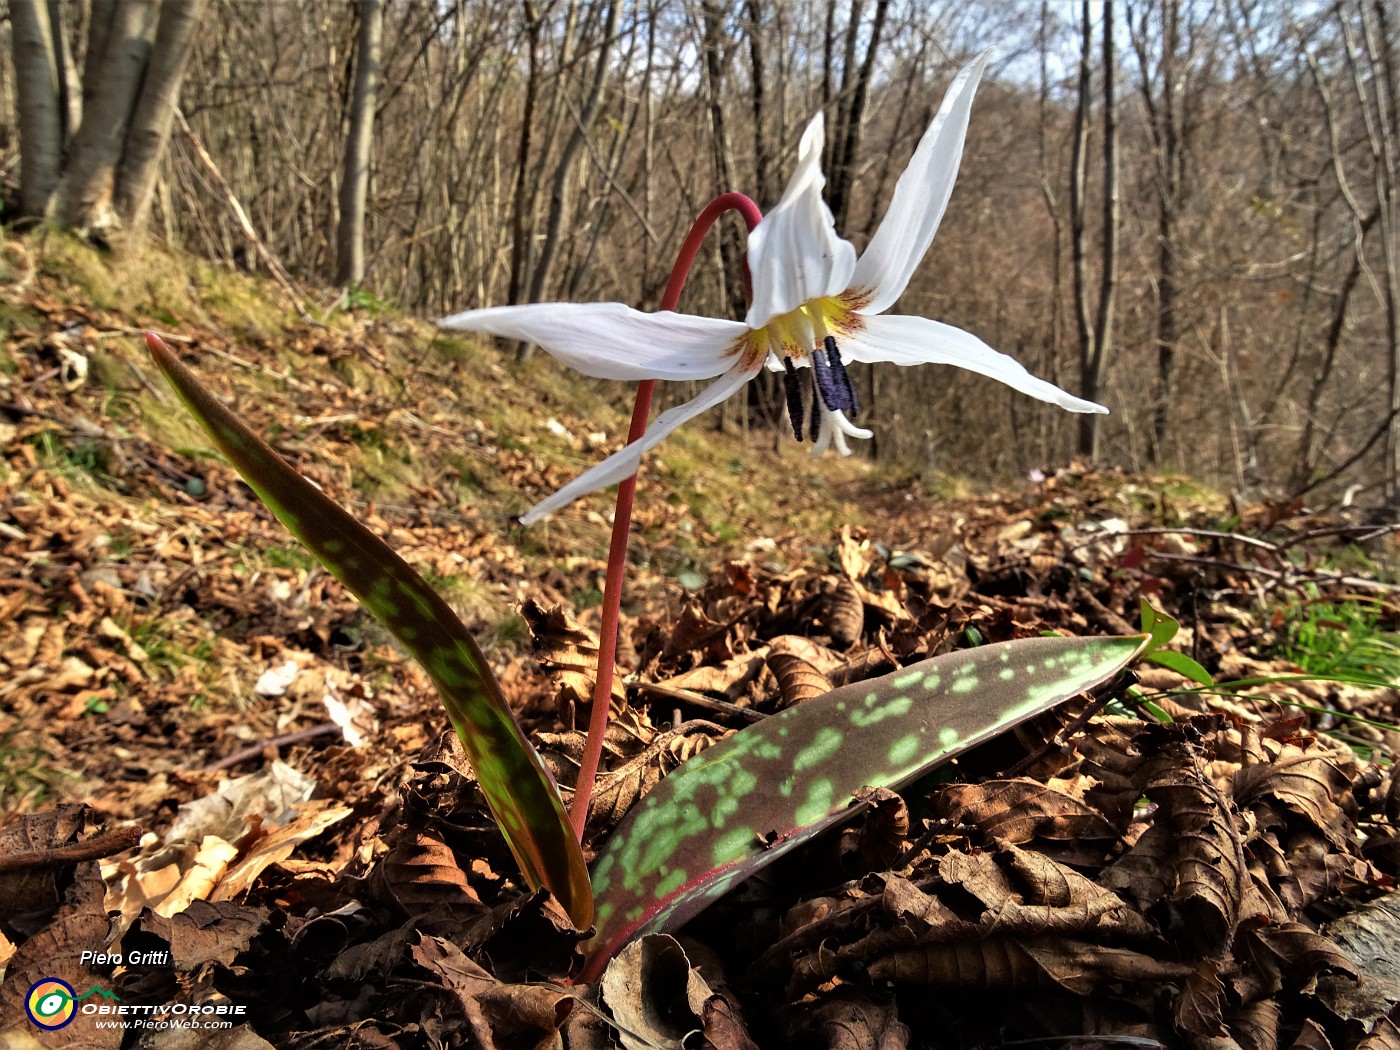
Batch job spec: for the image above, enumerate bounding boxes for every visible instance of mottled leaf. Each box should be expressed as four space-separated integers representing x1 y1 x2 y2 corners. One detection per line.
583 634 1145 979
145 335 591 928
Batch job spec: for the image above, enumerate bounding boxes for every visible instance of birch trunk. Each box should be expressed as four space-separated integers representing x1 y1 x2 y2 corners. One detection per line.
336 0 384 287
11 0 64 218
51 0 159 232
114 0 208 232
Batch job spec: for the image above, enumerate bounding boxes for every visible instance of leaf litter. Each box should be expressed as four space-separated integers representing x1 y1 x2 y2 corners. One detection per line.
1 275 1399 1046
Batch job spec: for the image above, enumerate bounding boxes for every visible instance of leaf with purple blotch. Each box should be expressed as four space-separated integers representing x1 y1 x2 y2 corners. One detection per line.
582 633 1146 980
145 333 592 928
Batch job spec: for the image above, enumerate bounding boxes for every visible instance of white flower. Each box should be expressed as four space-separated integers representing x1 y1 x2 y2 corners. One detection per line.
440 51 1106 524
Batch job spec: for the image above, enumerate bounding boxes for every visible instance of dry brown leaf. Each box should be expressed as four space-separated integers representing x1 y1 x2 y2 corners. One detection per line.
791 996 910 1050
836 526 872 580
1174 960 1228 1037
1358 1018 1400 1050
411 933 572 1050
1315 891 1400 1024
1287 1019 1336 1050
658 650 767 699
211 800 352 901
0 805 101 935
139 899 270 970
1102 756 1247 955
766 647 832 710
935 778 1119 865
850 787 908 873
374 823 484 923
1226 997 1281 1050
0 863 119 1048
826 575 864 649
600 936 696 1049
661 599 732 663
863 937 1192 992
523 599 628 724
154 836 240 917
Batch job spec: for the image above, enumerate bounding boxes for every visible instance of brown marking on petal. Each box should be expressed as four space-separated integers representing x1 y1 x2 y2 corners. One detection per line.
724 331 760 370
840 288 877 314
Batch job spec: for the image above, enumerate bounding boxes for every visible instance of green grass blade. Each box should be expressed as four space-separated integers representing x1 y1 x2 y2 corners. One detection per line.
582 633 1146 980
146 334 592 927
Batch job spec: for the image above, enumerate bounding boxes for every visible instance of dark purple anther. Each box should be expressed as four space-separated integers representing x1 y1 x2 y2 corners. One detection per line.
782 358 805 441
825 337 860 416
808 368 822 441
811 344 843 412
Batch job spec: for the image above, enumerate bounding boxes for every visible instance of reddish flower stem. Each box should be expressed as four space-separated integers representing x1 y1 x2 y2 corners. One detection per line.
569 192 763 840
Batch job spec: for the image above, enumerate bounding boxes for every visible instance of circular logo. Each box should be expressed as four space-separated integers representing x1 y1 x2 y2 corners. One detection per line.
26 978 77 1030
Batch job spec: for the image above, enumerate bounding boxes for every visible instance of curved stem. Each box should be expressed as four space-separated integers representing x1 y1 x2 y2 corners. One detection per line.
569 192 762 840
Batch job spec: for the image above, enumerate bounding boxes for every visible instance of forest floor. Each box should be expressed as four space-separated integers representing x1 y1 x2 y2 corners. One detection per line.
1 234 1399 1049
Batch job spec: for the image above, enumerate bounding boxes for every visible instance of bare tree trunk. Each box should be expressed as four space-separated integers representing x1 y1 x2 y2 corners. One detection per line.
336 0 384 287
51 0 160 232
827 0 889 229
48 0 83 141
1092 0 1120 446
11 0 64 218
1132 0 1190 464
114 0 208 233
1072 0 1118 459
1355 0 1400 506
1069 0 1097 457
698 0 746 320
519 0 619 361
508 4 542 307
745 0 772 208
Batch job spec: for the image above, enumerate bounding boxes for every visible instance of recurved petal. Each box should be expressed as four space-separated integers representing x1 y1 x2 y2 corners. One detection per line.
843 313 1108 413
438 302 745 381
746 113 858 331
849 51 991 316
520 366 757 524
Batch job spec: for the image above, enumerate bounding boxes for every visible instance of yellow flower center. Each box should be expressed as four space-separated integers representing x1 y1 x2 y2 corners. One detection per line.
728 292 868 370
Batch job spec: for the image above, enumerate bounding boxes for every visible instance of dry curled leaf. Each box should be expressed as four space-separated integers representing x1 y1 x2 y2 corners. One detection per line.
0 863 120 1049
601 934 755 1050
522 599 628 725
374 822 484 924
1316 891 1400 1024
850 788 908 873
1102 753 1247 955
766 647 832 710
789 995 910 1050
935 778 1119 865
825 575 864 649
411 934 573 1050
0 805 106 937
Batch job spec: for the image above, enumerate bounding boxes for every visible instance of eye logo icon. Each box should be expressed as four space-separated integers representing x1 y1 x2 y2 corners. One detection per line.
26 978 77 1030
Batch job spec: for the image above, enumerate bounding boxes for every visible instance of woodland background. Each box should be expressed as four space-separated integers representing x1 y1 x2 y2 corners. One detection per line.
2 0 1398 510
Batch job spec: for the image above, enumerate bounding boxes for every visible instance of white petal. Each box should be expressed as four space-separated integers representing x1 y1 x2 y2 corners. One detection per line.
812 407 873 456
438 302 746 381
850 51 991 316
842 313 1108 413
520 366 757 523
745 113 858 330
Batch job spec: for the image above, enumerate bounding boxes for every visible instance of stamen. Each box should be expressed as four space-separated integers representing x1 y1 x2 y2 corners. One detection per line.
782 357 805 441
824 337 860 416
810 346 842 412
808 368 821 442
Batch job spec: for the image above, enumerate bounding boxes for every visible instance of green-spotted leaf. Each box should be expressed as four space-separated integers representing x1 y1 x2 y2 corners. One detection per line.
146 334 592 928
582 633 1147 980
